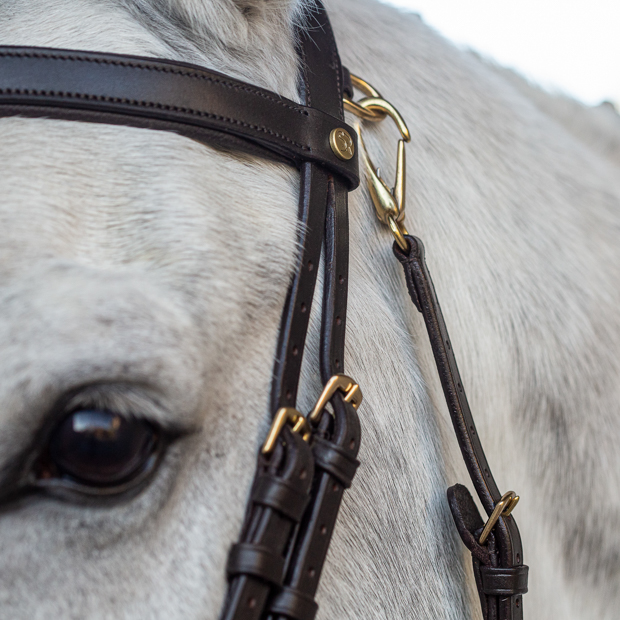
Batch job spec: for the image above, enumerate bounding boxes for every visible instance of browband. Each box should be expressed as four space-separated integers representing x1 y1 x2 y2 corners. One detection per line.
0 46 359 188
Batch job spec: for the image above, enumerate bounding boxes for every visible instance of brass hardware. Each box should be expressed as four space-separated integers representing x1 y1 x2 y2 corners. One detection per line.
344 75 386 121
330 128 355 160
262 407 310 455
262 374 362 454
479 491 520 545
308 374 363 424
344 74 411 251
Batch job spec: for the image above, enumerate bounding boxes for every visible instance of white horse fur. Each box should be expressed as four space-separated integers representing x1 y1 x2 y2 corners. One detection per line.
0 0 619 618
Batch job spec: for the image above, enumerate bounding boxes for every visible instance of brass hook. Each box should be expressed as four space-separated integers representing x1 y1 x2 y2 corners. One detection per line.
344 74 411 251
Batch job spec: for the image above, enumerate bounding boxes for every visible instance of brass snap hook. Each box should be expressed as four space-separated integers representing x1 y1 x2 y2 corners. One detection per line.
344 74 411 251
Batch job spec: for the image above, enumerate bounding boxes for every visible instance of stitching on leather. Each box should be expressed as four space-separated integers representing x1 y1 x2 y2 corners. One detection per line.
0 87 311 151
0 51 310 117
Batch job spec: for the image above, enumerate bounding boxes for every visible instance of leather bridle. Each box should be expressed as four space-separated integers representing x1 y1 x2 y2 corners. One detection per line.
0 2 528 618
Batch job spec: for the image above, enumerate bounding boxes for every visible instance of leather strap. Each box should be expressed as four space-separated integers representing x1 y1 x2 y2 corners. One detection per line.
270 0 348 411
394 236 527 620
480 566 529 596
0 47 359 188
220 428 314 620
267 11 360 620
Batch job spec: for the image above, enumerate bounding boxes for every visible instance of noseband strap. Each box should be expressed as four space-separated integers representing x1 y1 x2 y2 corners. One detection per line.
0 1 527 618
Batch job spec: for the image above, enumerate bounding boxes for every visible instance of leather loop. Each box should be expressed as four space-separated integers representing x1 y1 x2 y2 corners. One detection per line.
269 586 319 620
447 484 492 565
226 543 285 587
480 566 529 596
251 474 310 522
311 436 359 488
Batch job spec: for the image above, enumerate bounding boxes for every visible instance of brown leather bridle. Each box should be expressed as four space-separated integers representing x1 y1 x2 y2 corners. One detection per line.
0 2 528 618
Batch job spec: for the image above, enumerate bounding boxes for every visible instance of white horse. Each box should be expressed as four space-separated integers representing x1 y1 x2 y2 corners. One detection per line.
0 0 619 618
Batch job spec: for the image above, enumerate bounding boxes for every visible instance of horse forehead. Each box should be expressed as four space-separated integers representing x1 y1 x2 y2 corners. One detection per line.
0 117 299 282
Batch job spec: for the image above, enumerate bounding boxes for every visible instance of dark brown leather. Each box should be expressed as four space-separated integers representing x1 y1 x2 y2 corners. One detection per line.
221 428 314 620
267 12 361 620
480 566 529 596
270 162 328 411
271 0 348 411
270 399 360 620
226 4 360 620
0 47 359 189
394 237 527 620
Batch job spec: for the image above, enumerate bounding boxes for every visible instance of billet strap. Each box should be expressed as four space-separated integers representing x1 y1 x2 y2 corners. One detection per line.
0 46 359 188
393 236 528 620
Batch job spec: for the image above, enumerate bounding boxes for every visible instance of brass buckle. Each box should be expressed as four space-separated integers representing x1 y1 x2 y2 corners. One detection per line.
344 74 411 251
261 375 363 454
307 374 362 424
479 490 520 545
261 407 310 454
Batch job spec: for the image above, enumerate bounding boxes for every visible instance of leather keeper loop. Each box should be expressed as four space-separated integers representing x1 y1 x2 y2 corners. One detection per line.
480 566 529 596
269 586 319 620
312 437 359 488
226 543 285 587
251 474 310 522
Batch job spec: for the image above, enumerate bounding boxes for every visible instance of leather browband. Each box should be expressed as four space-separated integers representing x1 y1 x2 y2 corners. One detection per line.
0 46 359 189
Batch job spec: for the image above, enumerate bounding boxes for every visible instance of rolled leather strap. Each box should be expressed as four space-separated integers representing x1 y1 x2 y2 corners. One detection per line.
250 474 310 522
480 566 529 596
269 586 319 620
394 237 527 620
311 436 359 488
226 543 285 587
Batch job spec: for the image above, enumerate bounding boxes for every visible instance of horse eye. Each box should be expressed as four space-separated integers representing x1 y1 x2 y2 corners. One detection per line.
44 410 158 488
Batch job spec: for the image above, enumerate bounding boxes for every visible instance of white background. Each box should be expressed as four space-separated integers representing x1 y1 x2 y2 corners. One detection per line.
378 0 620 106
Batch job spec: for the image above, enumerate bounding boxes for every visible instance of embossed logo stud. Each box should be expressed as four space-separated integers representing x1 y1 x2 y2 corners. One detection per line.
330 128 355 161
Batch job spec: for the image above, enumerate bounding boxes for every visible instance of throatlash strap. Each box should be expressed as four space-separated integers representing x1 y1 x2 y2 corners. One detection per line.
394 237 527 620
